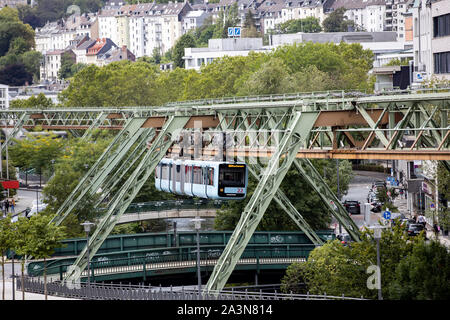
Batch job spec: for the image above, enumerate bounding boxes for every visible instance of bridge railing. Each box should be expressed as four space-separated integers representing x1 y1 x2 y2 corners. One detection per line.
17 277 368 300
125 199 225 213
27 245 316 278
45 230 335 258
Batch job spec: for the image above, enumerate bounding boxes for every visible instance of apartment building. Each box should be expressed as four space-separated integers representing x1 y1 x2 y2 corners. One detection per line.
412 0 450 83
35 13 97 54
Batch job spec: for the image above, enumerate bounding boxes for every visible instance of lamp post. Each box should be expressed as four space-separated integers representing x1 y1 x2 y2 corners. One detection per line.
191 217 204 300
80 221 95 294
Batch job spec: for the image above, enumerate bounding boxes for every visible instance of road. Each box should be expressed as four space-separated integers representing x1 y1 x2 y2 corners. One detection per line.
333 170 388 233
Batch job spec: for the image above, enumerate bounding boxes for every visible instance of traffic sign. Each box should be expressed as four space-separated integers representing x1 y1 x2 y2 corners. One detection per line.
430 203 435 209
383 210 391 220
227 27 241 37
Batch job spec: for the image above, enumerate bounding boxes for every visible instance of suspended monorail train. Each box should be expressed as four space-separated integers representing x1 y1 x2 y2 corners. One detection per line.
155 158 248 200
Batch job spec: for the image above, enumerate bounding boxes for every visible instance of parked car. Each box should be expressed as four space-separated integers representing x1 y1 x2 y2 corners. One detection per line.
401 218 416 229
370 201 382 213
343 200 361 214
407 223 427 239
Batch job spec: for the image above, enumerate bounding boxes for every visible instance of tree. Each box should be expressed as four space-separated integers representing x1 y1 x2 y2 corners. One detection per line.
0 63 33 86
172 33 196 68
11 216 32 300
281 223 436 299
214 159 352 231
213 3 240 39
58 51 77 79
24 213 66 300
10 93 55 109
9 132 66 183
277 17 322 34
388 240 450 300
242 11 261 38
322 7 356 32
0 214 14 300
0 7 35 57
41 134 112 238
59 61 160 107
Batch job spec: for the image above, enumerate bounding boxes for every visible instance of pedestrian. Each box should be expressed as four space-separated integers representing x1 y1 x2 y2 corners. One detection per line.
4 199 9 213
433 223 440 239
10 198 15 213
417 214 426 227
399 189 404 199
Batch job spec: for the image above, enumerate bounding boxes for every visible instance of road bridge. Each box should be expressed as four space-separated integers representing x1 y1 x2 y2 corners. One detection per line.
26 230 333 282
2 89 449 293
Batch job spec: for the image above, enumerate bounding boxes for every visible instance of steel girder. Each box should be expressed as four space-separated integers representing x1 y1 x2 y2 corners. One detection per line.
247 164 324 246
51 118 149 226
63 116 190 282
1 113 30 152
292 159 360 241
223 111 324 246
205 111 319 293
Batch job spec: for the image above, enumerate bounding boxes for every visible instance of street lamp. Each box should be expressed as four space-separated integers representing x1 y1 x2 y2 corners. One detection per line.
80 221 95 290
370 225 385 300
191 217 204 300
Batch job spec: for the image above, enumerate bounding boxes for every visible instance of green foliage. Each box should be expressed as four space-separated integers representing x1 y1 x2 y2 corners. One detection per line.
214 159 352 231
276 17 322 34
9 131 65 175
388 240 450 300
383 58 412 67
41 133 112 237
322 7 357 32
59 42 375 106
242 11 261 38
59 61 160 107
281 224 442 299
213 3 240 39
376 186 399 212
58 52 80 79
10 93 55 109
0 7 39 85
173 34 196 68
22 213 67 260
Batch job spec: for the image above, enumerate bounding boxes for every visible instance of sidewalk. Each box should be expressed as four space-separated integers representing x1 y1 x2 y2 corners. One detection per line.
392 195 450 248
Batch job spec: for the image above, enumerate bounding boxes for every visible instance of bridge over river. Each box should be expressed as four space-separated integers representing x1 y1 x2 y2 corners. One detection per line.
26 230 335 283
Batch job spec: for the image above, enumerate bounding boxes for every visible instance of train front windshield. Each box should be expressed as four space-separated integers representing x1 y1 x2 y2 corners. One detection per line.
218 164 246 197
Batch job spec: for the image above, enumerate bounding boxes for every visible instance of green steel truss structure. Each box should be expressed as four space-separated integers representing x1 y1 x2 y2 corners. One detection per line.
0 90 449 292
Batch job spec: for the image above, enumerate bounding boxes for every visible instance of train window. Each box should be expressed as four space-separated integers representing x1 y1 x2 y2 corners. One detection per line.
161 164 168 180
208 167 214 186
219 165 245 186
175 165 181 182
193 166 202 184
185 165 191 183
155 165 160 179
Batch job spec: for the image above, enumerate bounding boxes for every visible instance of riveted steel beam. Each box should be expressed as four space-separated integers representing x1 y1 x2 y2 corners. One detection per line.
205 111 319 293
63 116 190 282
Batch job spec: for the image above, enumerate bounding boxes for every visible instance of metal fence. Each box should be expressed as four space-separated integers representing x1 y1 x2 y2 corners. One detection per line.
16 277 367 300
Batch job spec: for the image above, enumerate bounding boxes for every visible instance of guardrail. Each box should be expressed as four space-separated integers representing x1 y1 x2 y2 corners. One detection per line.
125 199 224 213
17 277 368 300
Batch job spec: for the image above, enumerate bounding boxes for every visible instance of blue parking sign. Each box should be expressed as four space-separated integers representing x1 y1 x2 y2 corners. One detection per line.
234 27 241 36
383 211 391 220
228 27 234 37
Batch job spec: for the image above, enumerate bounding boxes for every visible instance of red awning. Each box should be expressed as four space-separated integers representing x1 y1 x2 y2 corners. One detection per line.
1 180 19 189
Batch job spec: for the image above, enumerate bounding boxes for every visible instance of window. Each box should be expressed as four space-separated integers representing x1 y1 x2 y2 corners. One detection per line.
193 166 202 184
161 164 169 179
433 13 450 38
434 51 450 74
207 168 214 186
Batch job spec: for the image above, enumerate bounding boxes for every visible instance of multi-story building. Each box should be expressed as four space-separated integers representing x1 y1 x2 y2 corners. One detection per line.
329 0 386 32
0 84 9 110
182 10 211 34
35 13 97 54
412 0 450 83
385 0 414 40
40 49 76 81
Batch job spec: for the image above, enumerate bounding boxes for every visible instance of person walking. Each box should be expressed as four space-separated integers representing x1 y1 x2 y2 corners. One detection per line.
10 198 15 213
4 199 9 214
433 222 440 240
417 214 427 228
